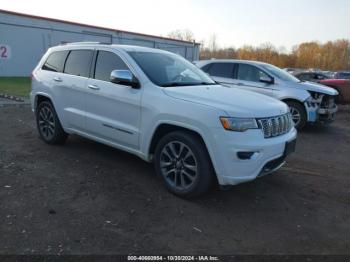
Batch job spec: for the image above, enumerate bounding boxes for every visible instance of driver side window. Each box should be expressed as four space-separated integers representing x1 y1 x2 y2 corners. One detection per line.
237 64 269 82
94 51 129 82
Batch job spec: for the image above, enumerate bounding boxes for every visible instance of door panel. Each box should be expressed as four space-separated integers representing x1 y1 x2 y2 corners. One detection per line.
235 63 274 96
58 74 88 130
40 49 90 131
60 49 93 131
85 79 141 149
85 50 141 149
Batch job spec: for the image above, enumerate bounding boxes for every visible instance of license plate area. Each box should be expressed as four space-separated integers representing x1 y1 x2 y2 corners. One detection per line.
284 139 296 157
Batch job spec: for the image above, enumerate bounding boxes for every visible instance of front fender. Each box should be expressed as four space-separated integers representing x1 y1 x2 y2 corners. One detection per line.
274 88 310 103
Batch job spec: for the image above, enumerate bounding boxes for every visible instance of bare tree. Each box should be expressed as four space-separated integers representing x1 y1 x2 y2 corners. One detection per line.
208 33 218 52
167 29 195 42
200 39 350 70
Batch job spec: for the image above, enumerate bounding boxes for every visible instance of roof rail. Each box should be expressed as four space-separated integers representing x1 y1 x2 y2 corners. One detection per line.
60 41 111 45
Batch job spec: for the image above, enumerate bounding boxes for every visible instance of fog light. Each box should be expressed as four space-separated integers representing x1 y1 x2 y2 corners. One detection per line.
237 151 255 160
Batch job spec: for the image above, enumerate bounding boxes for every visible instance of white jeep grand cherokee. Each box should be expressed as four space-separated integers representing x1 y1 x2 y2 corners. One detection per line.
30 43 297 197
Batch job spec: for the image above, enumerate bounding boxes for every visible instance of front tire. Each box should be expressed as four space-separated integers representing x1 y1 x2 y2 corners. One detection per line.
154 131 214 198
285 101 307 130
36 100 68 144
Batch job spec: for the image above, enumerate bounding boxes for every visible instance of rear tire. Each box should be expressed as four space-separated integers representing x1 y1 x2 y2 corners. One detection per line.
154 131 214 198
36 100 68 144
285 101 307 130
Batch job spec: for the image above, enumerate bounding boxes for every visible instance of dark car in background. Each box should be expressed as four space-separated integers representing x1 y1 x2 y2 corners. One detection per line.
294 72 329 83
334 71 350 80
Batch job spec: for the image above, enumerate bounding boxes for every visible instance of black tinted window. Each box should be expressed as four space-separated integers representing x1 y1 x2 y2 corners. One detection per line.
316 74 328 80
208 63 234 78
94 51 128 82
237 64 269 82
64 50 93 77
42 51 68 72
298 73 312 81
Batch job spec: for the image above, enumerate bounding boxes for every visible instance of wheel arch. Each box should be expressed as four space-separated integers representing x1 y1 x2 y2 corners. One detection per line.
34 92 54 112
282 98 309 127
34 93 68 144
148 122 219 185
281 97 308 113
34 92 66 129
148 123 208 156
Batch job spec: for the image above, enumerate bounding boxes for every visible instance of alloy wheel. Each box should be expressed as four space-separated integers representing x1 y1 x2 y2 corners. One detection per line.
38 106 55 141
160 141 198 190
289 106 301 127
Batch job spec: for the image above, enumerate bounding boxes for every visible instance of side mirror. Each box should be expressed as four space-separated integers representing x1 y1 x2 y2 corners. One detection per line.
260 76 274 84
110 70 140 89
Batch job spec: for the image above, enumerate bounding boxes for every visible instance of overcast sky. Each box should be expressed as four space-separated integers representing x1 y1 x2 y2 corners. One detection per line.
1 0 349 50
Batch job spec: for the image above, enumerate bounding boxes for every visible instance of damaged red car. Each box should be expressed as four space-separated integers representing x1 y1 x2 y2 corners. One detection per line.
319 79 350 104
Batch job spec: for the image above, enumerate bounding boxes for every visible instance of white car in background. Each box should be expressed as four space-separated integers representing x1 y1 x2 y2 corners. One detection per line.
195 60 338 129
31 43 297 197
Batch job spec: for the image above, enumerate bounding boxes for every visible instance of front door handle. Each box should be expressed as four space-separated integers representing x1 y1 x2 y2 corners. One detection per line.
53 77 62 82
236 83 244 86
88 84 100 90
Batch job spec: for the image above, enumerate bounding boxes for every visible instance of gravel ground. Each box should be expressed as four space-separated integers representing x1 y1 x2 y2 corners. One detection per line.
0 97 29 107
0 105 349 255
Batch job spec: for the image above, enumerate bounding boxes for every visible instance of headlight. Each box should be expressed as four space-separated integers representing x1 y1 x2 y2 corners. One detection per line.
220 117 258 132
308 91 322 100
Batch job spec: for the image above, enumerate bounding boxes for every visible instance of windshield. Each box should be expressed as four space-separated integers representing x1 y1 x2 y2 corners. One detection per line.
128 51 216 87
261 63 301 83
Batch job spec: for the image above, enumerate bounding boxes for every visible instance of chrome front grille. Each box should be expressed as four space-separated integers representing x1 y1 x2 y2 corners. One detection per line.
258 113 293 138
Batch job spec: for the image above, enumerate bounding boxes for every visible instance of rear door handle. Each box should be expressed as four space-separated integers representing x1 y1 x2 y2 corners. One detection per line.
236 83 244 86
53 77 62 82
88 84 100 90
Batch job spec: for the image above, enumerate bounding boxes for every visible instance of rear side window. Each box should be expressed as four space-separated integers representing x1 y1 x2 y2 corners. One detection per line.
208 63 235 78
94 51 128 82
64 50 93 77
42 51 68 72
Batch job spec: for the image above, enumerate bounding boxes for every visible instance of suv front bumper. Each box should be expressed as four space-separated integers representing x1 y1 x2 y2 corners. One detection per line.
209 127 297 186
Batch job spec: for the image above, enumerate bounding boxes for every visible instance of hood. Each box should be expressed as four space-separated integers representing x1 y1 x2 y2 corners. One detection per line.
163 85 288 118
283 81 338 95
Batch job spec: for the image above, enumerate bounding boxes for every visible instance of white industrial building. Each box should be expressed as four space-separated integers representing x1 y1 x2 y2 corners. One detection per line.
0 9 200 76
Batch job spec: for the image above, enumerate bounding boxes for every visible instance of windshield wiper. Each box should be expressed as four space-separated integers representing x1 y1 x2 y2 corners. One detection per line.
200 82 217 85
161 82 191 87
161 82 216 87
